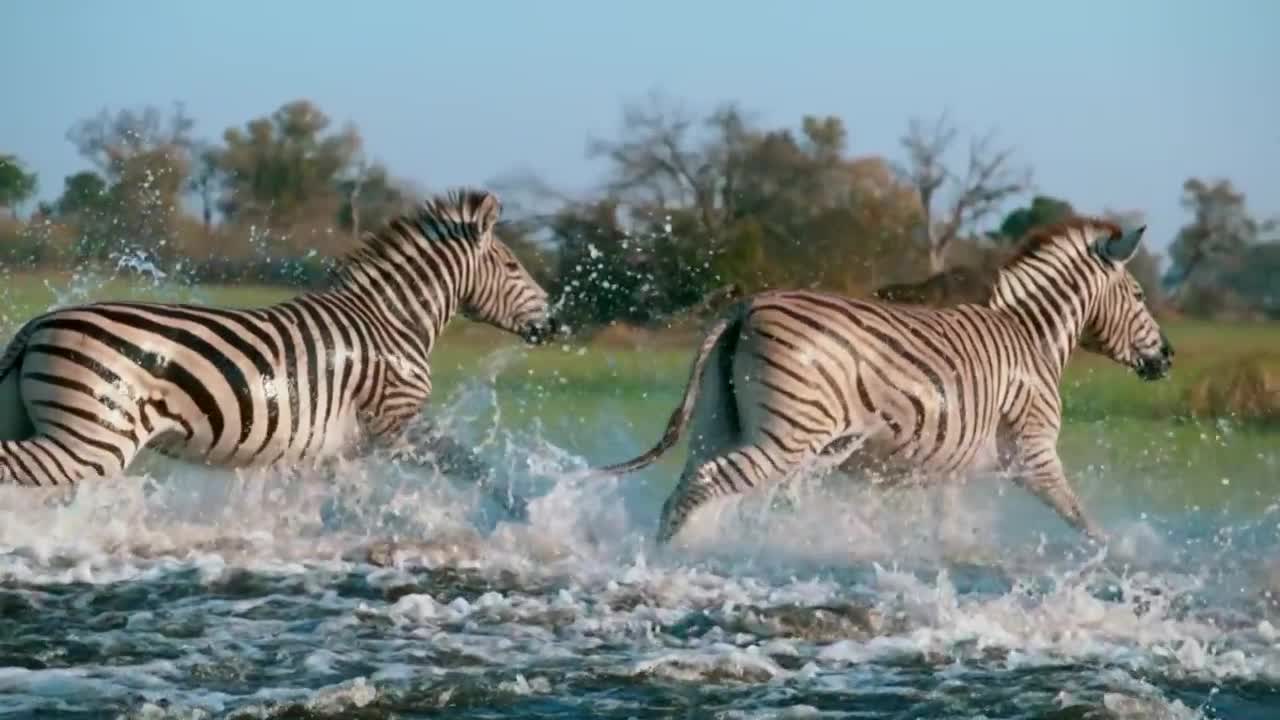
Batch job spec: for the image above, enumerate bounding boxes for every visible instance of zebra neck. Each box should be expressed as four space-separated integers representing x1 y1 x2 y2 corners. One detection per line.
326 274 460 357
987 268 1091 378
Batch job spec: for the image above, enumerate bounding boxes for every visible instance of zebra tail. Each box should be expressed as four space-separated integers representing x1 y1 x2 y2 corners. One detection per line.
592 309 741 477
0 319 38 384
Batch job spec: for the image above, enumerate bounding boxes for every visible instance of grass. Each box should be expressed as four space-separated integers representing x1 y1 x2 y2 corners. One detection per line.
0 270 294 327
1 271 1277 517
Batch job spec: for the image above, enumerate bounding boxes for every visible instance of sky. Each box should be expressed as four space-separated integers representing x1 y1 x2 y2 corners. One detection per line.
3 0 1277 255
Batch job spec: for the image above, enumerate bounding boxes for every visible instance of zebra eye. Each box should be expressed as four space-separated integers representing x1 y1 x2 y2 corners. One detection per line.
505 261 520 272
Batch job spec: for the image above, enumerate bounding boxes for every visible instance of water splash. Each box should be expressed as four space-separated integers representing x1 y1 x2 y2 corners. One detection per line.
1 272 1278 717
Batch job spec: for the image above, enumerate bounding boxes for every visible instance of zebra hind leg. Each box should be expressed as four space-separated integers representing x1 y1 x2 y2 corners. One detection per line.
656 443 815 546
0 434 135 487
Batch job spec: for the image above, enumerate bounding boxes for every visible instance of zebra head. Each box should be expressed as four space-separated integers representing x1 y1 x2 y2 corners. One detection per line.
453 190 557 345
1080 225 1174 381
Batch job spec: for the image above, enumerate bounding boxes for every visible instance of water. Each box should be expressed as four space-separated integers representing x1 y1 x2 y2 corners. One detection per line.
2 408 1278 720
3 278 1279 719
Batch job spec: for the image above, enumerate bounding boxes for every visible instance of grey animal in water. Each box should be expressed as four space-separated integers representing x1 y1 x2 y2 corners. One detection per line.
593 218 1173 546
0 188 555 516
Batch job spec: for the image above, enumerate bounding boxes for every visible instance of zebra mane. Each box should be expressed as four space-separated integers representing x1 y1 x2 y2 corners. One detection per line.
1000 216 1124 269
335 188 497 280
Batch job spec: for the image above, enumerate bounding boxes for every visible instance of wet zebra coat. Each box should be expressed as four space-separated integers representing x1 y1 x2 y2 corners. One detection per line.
0 188 553 487
594 218 1174 546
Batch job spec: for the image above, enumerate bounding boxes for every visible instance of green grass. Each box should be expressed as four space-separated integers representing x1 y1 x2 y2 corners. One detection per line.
2 272 1277 517
0 270 294 328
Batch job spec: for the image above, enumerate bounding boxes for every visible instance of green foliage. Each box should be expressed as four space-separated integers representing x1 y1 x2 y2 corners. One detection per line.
53 171 114 260
567 96 926 329
549 200 654 328
65 103 195 261
1167 178 1257 287
1166 178 1278 318
990 195 1075 244
335 162 414 238
214 99 361 257
0 154 38 216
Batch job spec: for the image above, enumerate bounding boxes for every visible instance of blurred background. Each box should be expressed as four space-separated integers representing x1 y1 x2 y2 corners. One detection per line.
1 0 1277 437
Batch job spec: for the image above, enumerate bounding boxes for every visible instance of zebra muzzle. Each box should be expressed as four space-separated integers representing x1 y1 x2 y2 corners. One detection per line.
520 317 566 346
1135 350 1172 381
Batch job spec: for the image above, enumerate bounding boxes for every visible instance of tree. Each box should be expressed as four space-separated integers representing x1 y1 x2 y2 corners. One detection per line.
1166 178 1258 290
54 171 113 260
336 159 413 241
990 194 1075 245
215 99 361 253
549 199 651 328
0 154 38 219
565 93 932 325
187 140 222 239
899 112 1031 273
587 91 753 240
66 102 196 258
56 171 109 215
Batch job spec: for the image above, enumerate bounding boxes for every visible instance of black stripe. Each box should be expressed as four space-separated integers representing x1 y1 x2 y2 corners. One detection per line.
42 419 116 472
295 300 340 447
90 308 254 457
279 303 321 460
262 310 301 459
21 369 138 426
37 317 226 454
30 399 137 444
106 304 279 456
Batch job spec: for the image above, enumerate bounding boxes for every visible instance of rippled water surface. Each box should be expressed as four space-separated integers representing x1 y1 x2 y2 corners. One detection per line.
2 378 1280 719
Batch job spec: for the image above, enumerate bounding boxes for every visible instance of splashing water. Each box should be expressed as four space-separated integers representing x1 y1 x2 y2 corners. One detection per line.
2 288 1279 718
2 402 1278 719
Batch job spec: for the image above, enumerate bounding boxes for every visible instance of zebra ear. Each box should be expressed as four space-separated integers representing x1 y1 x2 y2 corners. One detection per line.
1097 225 1146 264
469 189 502 243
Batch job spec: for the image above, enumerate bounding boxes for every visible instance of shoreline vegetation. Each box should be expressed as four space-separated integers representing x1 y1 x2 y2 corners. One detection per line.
2 271 1276 428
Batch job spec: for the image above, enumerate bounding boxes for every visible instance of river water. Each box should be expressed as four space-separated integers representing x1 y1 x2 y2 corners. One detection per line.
2 411 1278 720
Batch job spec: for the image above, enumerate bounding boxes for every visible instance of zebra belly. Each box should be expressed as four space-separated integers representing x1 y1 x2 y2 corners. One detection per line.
737 294 999 478
157 380 366 469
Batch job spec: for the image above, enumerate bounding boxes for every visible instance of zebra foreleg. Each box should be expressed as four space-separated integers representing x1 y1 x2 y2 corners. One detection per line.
1007 448 1106 545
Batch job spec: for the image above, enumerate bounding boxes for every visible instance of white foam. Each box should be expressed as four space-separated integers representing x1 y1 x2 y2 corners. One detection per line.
0 397 1276 717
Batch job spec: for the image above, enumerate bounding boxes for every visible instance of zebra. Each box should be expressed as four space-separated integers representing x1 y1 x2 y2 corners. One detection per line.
0 188 556 510
592 217 1173 546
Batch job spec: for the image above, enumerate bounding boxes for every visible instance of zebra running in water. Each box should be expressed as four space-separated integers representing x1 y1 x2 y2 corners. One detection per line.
594 217 1173 546
0 188 555 505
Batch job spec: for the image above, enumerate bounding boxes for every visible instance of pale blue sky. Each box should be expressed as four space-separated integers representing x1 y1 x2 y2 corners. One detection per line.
3 0 1277 253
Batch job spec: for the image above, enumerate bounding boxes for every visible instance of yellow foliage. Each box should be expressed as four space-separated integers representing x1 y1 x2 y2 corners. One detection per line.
1185 352 1280 424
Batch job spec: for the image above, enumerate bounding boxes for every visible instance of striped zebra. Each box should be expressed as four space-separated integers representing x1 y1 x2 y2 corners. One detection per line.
594 217 1173 546
0 188 555 503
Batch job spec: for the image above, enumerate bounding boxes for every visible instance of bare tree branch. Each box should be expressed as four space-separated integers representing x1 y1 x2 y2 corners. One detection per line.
899 112 1031 273
587 91 755 238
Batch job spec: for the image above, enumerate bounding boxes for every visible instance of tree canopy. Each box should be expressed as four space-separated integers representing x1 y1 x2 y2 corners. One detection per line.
5 93 1275 324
